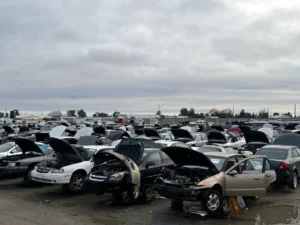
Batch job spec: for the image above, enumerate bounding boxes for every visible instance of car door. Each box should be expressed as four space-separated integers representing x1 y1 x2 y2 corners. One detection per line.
264 158 276 189
291 148 300 175
140 152 163 187
224 156 267 197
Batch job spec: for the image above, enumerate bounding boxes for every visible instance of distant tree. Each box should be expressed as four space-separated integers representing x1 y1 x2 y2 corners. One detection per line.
0 112 4 118
77 109 87 118
93 112 109 117
13 109 20 116
258 109 269 118
283 112 292 117
208 108 219 116
188 107 195 117
179 108 189 116
67 110 76 117
48 111 63 118
273 112 279 116
113 111 120 118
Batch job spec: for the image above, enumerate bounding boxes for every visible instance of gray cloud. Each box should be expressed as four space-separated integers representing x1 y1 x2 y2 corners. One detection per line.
0 0 300 116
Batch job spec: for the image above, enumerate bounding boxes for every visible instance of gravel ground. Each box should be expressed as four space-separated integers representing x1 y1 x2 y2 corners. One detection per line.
0 177 300 225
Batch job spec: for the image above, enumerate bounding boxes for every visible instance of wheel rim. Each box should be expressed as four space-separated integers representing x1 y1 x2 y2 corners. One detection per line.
293 174 297 188
72 176 83 190
132 186 139 199
206 194 220 211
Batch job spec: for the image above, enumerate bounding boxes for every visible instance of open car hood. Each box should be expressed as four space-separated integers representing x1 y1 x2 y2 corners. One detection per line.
114 138 144 164
74 127 94 139
143 128 161 139
35 132 50 142
273 133 300 147
93 151 132 166
106 129 130 141
258 127 273 138
3 126 15 134
47 137 88 161
239 126 251 134
211 126 225 132
49 125 67 137
244 131 270 144
161 146 218 173
13 138 44 155
93 126 106 135
171 129 194 140
207 131 227 143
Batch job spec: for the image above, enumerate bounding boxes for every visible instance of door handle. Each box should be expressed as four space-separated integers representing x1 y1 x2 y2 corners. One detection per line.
254 178 260 180
265 174 271 177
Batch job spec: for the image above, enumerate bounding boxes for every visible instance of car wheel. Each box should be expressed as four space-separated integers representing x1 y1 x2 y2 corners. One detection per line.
142 187 154 202
171 199 183 211
201 190 223 217
288 172 298 189
127 185 140 201
68 173 86 193
23 166 35 184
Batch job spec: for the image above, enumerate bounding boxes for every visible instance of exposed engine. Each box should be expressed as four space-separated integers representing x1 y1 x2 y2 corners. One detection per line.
91 159 128 179
160 166 212 187
37 153 82 170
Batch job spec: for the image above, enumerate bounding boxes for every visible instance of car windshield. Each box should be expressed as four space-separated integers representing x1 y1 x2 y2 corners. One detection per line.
139 139 156 148
197 146 222 153
256 148 288 160
38 145 53 155
0 143 15 153
206 156 226 171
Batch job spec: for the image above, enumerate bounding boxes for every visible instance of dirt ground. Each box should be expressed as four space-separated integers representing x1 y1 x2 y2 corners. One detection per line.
0 177 300 225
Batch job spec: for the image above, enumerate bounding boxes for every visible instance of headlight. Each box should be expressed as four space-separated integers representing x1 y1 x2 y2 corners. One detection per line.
51 169 64 173
109 172 125 181
8 162 16 167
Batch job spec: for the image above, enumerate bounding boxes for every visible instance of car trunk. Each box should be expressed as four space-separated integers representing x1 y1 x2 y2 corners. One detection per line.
206 131 228 144
171 129 194 143
143 128 161 141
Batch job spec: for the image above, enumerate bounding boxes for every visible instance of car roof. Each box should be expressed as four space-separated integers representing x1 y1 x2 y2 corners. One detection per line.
154 140 178 144
204 152 240 158
261 145 295 150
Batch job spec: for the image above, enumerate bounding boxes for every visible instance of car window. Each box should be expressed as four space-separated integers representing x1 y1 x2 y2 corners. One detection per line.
292 149 300 158
256 148 288 160
161 152 172 163
146 152 162 165
0 143 15 153
295 148 300 156
224 157 238 171
174 142 190 148
155 143 167 149
265 159 271 170
243 158 264 173
201 134 208 141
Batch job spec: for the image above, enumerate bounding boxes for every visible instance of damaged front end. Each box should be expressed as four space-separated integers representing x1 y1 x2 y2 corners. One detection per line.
86 151 140 198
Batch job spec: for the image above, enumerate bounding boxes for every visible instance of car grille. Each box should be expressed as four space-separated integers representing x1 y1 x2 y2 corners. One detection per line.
90 174 107 181
36 168 51 173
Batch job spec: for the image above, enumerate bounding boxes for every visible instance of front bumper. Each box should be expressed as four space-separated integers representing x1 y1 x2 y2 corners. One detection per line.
31 170 72 184
85 178 128 193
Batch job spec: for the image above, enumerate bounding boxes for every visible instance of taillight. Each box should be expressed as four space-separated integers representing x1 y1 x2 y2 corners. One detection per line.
278 161 289 169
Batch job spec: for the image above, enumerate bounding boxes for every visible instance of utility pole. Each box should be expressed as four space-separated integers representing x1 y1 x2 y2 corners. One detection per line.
294 104 297 118
232 105 234 117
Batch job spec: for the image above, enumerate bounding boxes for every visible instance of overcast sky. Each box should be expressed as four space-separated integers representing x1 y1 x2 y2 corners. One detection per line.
1 0 300 116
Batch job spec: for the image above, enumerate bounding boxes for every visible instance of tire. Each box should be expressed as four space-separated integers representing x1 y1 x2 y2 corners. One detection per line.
142 187 154 202
23 165 35 184
171 199 183 211
113 185 140 205
201 190 224 218
288 172 298 189
67 173 86 193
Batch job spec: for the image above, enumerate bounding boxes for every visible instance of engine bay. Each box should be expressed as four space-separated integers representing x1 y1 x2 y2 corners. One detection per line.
91 159 128 178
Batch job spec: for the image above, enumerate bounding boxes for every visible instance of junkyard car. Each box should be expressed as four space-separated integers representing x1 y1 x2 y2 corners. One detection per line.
31 137 100 193
155 147 276 217
0 142 22 159
0 138 54 183
86 138 173 203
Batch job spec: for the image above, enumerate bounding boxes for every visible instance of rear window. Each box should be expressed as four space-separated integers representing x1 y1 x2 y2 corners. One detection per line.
256 148 288 160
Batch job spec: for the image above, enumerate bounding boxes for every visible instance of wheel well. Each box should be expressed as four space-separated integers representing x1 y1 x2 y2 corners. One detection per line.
73 169 87 176
28 163 37 169
212 184 223 196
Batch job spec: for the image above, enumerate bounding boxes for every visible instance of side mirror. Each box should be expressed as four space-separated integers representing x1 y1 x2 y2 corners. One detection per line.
145 161 155 168
228 170 238 176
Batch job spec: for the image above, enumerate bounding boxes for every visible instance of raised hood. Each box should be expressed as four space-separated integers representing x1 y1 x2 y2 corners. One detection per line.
106 129 130 141
171 129 194 141
161 147 218 173
47 137 87 161
13 138 44 155
274 133 300 147
244 131 270 144
50 125 67 137
93 151 131 166
77 136 98 145
207 131 227 143
114 138 144 164
74 127 94 139
143 128 161 139
3 126 15 134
